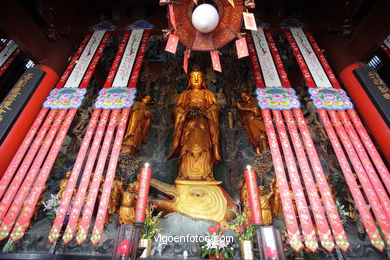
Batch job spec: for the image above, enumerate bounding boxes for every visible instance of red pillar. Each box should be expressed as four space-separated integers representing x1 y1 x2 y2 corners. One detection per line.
340 63 390 162
0 66 58 175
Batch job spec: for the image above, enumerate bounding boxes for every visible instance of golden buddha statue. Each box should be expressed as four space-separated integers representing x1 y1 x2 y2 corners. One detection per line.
58 171 71 199
121 95 153 156
237 92 268 155
167 69 221 181
258 186 273 226
118 183 137 224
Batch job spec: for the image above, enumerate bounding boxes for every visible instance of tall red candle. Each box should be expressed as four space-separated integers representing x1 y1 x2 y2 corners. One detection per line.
244 165 263 224
134 163 152 222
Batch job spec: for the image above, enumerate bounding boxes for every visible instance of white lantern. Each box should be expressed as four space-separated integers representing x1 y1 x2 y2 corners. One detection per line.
191 4 219 33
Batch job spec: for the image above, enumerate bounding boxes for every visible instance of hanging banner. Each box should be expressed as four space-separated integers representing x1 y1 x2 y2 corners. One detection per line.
63 31 106 88
262 27 347 251
246 30 303 252
0 22 114 243
251 28 281 86
283 22 389 250
183 50 189 74
112 30 144 87
289 28 332 88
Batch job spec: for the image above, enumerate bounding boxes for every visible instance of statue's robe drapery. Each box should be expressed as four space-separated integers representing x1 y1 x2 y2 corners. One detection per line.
168 88 220 180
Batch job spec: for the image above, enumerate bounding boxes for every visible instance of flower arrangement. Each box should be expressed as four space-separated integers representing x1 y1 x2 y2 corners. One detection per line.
43 194 61 225
226 207 255 241
200 222 234 259
141 204 163 239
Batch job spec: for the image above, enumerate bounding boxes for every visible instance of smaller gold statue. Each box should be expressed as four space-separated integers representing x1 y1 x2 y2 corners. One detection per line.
118 183 137 224
259 186 273 226
121 95 153 156
269 178 282 218
237 92 268 155
58 171 71 199
238 180 251 216
109 178 123 216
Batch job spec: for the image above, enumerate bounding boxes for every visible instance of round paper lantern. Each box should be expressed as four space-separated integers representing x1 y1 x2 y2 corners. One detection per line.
191 4 219 33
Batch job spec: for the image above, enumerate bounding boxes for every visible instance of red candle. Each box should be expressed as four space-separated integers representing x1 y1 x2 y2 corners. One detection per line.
244 165 263 224
134 163 152 222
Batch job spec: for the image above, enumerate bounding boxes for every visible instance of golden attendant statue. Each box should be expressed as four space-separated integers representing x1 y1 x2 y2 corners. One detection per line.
167 69 221 181
121 95 153 156
237 92 268 155
118 183 137 224
258 186 273 226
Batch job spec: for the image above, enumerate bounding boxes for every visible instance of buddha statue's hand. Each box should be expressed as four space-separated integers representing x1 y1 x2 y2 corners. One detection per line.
213 144 221 162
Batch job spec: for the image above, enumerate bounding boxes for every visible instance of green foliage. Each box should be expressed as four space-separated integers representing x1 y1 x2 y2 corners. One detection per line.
226 207 255 241
141 204 163 239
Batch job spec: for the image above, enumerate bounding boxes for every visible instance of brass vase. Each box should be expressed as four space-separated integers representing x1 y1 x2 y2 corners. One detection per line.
240 240 254 260
139 238 152 258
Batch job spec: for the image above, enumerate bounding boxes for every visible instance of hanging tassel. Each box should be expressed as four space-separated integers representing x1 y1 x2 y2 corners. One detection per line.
183 49 190 74
244 0 256 9
168 4 176 30
227 0 235 7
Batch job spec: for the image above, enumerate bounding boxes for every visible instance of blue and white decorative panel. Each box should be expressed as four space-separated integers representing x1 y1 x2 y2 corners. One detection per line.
256 87 301 110
43 88 86 109
94 87 137 109
309 87 353 110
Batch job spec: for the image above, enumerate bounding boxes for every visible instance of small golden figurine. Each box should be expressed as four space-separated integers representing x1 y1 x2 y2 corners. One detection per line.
269 178 282 218
238 180 251 216
228 110 234 129
121 95 153 156
118 183 137 224
237 92 268 155
58 171 71 199
109 178 123 216
258 186 273 226
167 69 221 181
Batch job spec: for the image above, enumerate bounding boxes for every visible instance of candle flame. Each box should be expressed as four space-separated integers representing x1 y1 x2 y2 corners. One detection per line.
246 165 251 170
144 162 150 168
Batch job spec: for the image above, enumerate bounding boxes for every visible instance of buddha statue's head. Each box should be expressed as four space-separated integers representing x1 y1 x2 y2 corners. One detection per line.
188 70 206 89
259 185 266 195
241 92 251 102
142 95 152 104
